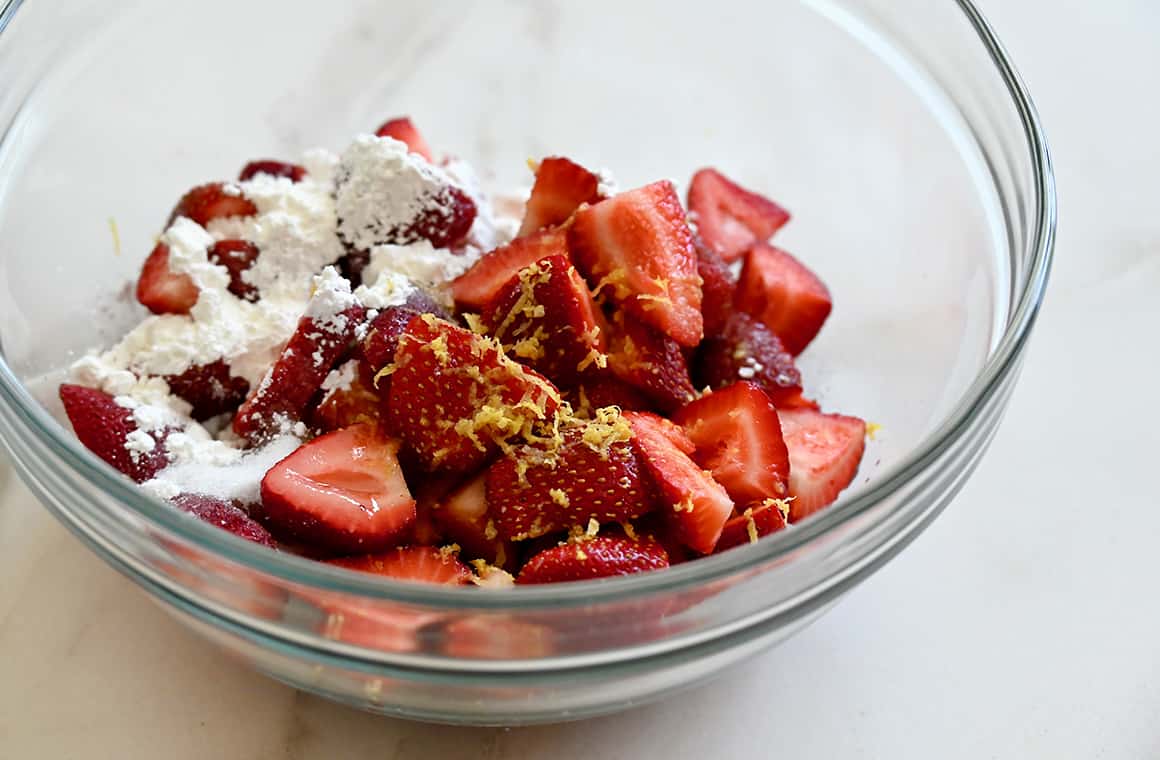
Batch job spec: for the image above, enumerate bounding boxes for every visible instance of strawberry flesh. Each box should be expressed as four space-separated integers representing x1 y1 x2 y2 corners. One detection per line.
735 242 832 356
58 384 170 483
164 359 250 422
168 182 258 227
688 168 790 262
327 546 472 585
450 229 569 311
694 312 805 408
171 493 277 547
136 242 199 315
433 472 516 569
518 156 603 236
311 360 383 433
517 535 669 584
778 408 866 521
694 234 736 336
714 498 789 553
570 375 653 415
238 161 306 183
605 314 695 413
375 117 434 163
207 239 261 301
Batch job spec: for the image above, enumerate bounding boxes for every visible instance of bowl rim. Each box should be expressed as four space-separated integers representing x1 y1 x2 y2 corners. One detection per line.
0 0 1056 610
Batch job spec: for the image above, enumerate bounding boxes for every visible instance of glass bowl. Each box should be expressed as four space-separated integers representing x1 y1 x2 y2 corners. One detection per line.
0 0 1054 725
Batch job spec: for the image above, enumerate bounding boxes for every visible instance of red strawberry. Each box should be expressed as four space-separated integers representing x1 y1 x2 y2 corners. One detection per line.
168 183 258 227
694 311 805 408
386 315 561 473
170 493 277 548
400 185 477 249
432 473 516 569
238 161 306 183
694 235 736 336
517 536 669 584
778 408 866 521
164 359 250 421
450 229 569 311
327 546 472 585
207 239 261 301
673 382 789 505
58 384 170 483
311 361 383 433
571 375 653 415
233 297 366 443
441 616 555 658
735 243 832 356
625 411 733 555
483 254 606 389
605 314 695 413
136 242 199 315
258 424 416 553
714 498 789 553
688 168 790 262
569 181 703 347
336 164 476 250
359 290 452 377
518 156 603 236
487 415 655 541
375 117 434 163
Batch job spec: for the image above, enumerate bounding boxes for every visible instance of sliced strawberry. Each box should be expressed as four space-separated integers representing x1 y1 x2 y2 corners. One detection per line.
483 254 606 389
441 616 554 658
688 168 790 262
168 182 258 227
238 161 306 183
778 408 866 522
735 243 832 356
450 229 569 311
518 156 603 236
605 314 695 413
58 384 170 483
625 411 733 555
571 375 653 416
328 546 472 585
487 415 654 541
311 360 383 433
375 117 434 163
694 234 736 336
694 311 806 408
164 359 250 421
171 493 277 548
517 536 669 584
359 291 452 378
258 424 416 553
673 382 789 505
432 473 516 569
569 181 703 347
714 498 789 553
136 242 199 315
400 185 476 249
386 315 561 473
207 239 261 301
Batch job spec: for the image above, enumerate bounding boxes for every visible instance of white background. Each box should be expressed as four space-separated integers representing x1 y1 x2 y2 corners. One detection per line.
3 1 1159 757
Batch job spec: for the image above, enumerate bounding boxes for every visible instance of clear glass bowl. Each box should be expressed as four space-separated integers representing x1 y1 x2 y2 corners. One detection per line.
0 0 1054 725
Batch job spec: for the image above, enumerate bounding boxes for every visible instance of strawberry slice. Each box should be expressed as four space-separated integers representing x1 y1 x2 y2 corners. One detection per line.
168 182 258 227
483 254 606 389
694 234 736 336
735 243 832 356
58 384 170 483
694 311 807 409
605 314 695 413
238 161 306 183
328 546 472 585
673 382 789 505
688 168 790 262
570 374 652 416
258 424 416 553
164 359 250 421
311 360 383 433
487 414 655 541
136 242 199 315
518 156 603 236
569 181 703 347
450 229 569 311
625 411 733 555
386 315 562 473
207 239 261 302
714 498 789 553
778 408 866 522
375 117 434 163
170 493 277 548
432 473 516 569
358 290 452 382
517 535 669 584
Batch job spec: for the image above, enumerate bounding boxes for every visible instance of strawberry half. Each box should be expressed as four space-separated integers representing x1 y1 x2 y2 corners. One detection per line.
569 181 703 347
483 254 606 389
358 290 452 384
58 384 170 483
136 242 199 315
450 229 569 311
518 156 603 236
778 408 866 522
694 312 807 409
694 234 736 336
714 498 789 553
625 411 733 555
328 546 472 585
164 359 250 421
487 414 655 541
688 168 790 262
432 473 516 569
673 381 790 506
735 243 832 356
208 239 261 302
171 493 277 548
168 182 258 227
605 314 695 413
375 117 434 163
570 375 653 416
517 535 669 584
386 315 561 473
311 360 383 433
238 161 306 183
258 424 416 554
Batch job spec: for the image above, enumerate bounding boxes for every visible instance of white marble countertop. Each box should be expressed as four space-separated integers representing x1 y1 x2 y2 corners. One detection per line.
3 2 1159 757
